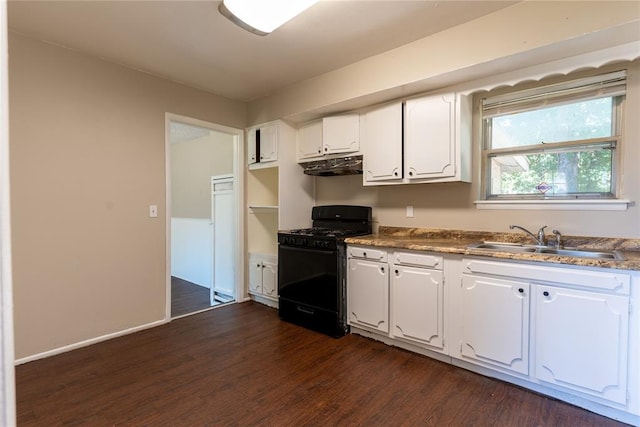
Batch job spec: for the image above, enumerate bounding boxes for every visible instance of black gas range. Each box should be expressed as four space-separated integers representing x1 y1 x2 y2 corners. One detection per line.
277 205 372 337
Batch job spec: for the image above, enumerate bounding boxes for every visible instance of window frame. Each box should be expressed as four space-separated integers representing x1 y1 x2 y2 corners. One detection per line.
480 71 626 202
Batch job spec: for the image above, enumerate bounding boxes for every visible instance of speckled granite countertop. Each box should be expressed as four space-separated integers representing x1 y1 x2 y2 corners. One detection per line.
345 226 640 271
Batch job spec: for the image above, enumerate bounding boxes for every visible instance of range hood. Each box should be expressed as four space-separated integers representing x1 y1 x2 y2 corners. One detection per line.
302 155 363 176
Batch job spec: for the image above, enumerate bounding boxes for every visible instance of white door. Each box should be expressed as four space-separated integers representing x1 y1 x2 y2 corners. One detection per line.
460 274 530 375
535 285 629 404
363 102 403 183
390 265 444 349
211 174 236 303
347 258 389 333
404 93 456 180
322 114 360 154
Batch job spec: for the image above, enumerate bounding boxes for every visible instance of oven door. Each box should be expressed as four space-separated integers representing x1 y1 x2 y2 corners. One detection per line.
278 245 339 312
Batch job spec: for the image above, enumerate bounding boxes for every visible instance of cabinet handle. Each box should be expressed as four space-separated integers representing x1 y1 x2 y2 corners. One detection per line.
380 267 385 273
363 252 367 257
409 171 414 176
543 291 549 297
318 149 321 154
518 288 524 293
393 172 398 176
395 269 399 275
257 264 261 267
324 147 328 152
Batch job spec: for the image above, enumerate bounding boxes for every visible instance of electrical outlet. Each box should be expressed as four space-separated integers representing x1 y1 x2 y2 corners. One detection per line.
406 205 414 218
149 205 158 218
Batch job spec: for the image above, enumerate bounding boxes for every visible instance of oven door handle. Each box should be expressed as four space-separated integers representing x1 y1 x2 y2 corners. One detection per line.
280 246 336 255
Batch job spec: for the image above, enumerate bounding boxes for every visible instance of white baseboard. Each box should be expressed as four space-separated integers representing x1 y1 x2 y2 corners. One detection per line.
14 318 168 365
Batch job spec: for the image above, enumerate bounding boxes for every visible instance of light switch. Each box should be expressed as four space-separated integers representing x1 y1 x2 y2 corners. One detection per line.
406 205 414 218
149 205 158 218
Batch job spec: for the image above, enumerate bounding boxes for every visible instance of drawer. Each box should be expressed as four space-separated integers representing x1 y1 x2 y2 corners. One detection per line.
463 258 630 295
393 251 443 269
348 246 387 262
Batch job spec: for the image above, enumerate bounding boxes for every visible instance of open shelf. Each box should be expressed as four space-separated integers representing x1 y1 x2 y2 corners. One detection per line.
249 205 279 214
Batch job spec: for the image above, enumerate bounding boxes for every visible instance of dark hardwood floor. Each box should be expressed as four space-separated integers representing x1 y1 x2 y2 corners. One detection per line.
171 276 217 317
16 302 629 426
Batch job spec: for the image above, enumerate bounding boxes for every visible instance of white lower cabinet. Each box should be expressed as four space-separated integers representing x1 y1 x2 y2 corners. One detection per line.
348 246 445 352
459 258 631 408
391 264 444 350
459 275 529 375
347 257 389 333
535 284 629 404
346 248 638 423
249 253 278 300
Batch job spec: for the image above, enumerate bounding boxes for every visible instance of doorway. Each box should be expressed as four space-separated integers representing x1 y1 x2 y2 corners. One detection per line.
165 114 244 319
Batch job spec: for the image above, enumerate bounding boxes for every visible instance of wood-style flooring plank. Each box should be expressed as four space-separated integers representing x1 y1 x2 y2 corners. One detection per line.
16 302 630 426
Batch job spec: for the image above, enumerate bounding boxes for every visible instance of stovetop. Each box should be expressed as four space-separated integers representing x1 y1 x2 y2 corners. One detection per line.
282 227 363 238
278 227 370 249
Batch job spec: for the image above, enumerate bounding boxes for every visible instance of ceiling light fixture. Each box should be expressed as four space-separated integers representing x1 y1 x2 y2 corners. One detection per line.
219 0 319 36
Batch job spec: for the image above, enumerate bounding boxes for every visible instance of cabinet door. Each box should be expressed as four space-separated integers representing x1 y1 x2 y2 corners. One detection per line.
460 275 529 375
535 285 629 404
323 114 360 155
363 102 403 183
262 260 278 298
404 93 456 180
248 128 258 165
297 121 323 160
258 123 278 163
249 258 263 294
347 258 389 333
390 265 444 350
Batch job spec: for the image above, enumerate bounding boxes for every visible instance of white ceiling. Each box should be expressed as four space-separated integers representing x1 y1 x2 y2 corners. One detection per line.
7 0 517 102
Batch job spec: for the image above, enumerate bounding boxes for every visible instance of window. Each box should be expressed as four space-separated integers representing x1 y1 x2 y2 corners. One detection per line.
481 71 625 200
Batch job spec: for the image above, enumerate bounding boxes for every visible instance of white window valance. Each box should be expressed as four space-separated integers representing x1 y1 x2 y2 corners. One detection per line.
459 41 640 97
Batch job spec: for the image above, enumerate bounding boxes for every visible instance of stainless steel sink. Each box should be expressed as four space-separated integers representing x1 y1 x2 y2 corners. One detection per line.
467 242 623 260
537 248 623 260
468 243 538 253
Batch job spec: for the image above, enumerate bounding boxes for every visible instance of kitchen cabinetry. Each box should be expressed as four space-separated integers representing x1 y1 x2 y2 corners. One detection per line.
249 253 278 300
347 247 388 333
246 120 314 306
390 252 445 351
535 284 629 404
459 258 631 405
248 121 280 168
459 275 530 375
362 102 403 182
362 92 472 186
347 246 446 352
297 114 360 162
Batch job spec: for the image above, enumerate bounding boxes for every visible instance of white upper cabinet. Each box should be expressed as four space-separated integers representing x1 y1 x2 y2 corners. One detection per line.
322 113 360 155
297 120 323 160
297 114 361 162
362 92 472 186
363 102 403 182
405 93 456 180
247 121 282 169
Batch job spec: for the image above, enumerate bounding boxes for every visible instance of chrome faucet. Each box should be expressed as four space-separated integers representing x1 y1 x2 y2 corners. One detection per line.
552 229 563 249
509 224 547 246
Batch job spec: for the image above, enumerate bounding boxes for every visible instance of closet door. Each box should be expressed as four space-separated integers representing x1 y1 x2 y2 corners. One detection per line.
211 175 236 303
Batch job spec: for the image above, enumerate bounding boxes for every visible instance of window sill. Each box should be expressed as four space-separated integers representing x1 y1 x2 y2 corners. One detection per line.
474 199 633 211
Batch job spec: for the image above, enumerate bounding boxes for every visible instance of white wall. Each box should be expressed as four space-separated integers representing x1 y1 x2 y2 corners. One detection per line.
8 33 245 360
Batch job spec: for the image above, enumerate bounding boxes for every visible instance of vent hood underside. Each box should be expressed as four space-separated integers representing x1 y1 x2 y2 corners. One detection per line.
302 155 363 177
